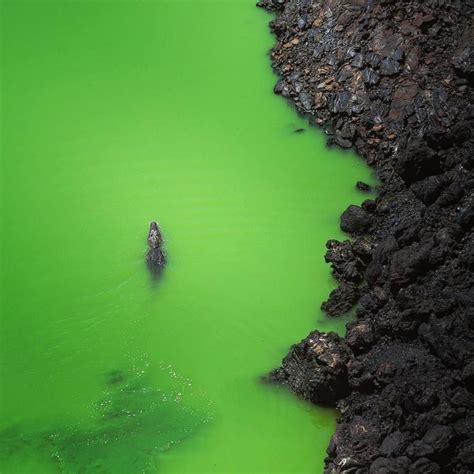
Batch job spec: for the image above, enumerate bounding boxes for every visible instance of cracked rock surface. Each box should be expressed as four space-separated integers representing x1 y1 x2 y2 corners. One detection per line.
259 0 474 472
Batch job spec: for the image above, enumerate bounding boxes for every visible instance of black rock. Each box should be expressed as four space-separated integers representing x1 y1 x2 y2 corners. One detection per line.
412 176 444 205
380 57 401 76
422 425 454 452
363 68 380 85
457 205 474 230
462 361 474 392
321 283 359 316
334 136 352 148
357 181 372 192
405 440 434 458
380 431 407 457
369 456 411 473
410 458 440 474
299 91 313 111
340 205 373 234
436 182 464 207
268 330 353 405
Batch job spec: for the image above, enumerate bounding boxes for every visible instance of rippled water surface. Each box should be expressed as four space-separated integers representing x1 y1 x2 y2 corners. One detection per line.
1 0 373 472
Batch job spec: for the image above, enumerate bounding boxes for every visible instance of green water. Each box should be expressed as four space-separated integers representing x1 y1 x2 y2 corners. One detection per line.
0 1 373 472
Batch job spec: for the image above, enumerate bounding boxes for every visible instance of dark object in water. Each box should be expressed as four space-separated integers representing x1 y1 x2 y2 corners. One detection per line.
294 128 306 133
146 221 165 276
106 369 126 386
356 181 372 192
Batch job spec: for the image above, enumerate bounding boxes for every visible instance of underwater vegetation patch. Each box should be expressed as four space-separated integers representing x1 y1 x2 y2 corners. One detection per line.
0 364 213 473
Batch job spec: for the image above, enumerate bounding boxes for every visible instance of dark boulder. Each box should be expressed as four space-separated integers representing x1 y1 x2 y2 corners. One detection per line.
380 431 407 457
321 283 359 316
389 241 433 288
395 143 441 184
412 176 445 205
422 425 454 452
340 205 373 234
268 331 353 405
436 182 464 207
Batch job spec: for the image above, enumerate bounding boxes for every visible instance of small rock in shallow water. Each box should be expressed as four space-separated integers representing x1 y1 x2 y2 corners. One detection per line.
356 181 372 192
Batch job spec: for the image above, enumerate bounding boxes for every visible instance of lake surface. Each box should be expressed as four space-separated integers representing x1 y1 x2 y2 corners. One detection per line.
1 1 373 472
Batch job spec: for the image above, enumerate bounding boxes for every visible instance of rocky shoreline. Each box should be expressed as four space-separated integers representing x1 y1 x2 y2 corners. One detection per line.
257 0 473 472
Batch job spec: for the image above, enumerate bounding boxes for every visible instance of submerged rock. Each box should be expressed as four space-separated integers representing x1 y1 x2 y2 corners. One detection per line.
146 221 166 276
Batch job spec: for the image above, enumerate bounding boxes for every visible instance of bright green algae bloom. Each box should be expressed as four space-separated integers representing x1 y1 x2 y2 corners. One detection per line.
0 0 375 472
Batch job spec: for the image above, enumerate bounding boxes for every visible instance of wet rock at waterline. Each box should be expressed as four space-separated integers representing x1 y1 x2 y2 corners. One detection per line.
356 181 372 193
259 0 474 472
268 331 352 405
146 221 166 276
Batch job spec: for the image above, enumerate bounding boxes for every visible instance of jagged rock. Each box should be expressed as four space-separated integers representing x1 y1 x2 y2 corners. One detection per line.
380 431 407 457
324 240 365 283
340 205 373 234
268 331 353 405
369 456 411 473
406 440 434 458
412 176 445 205
321 283 359 316
363 68 380 85
422 425 454 452
346 320 374 352
380 57 401 76
389 241 433 288
395 145 440 183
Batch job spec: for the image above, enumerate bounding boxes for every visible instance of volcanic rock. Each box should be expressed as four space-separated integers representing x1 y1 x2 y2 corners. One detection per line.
259 0 474 472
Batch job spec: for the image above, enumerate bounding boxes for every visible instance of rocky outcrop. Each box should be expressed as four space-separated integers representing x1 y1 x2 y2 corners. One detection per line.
269 331 353 405
146 221 165 276
258 0 474 472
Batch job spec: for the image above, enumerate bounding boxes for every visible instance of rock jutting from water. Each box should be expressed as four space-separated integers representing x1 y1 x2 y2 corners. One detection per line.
258 0 473 472
146 221 166 276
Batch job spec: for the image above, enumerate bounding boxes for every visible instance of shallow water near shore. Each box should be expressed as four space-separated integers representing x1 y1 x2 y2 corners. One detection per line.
1 0 374 472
